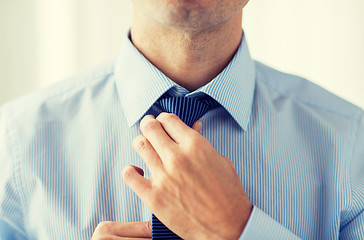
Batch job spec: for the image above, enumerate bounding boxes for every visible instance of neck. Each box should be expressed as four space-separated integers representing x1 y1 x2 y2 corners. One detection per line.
130 8 243 92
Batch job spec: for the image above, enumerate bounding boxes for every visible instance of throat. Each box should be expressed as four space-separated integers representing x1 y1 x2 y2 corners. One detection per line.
130 11 243 92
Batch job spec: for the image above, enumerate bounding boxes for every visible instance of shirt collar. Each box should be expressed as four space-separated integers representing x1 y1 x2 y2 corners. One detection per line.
114 31 256 130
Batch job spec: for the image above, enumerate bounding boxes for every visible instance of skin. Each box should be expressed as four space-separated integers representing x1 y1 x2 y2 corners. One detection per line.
130 0 249 91
92 0 252 239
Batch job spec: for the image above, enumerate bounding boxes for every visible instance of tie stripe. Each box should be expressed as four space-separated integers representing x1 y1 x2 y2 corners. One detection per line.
152 215 182 239
157 96 217 127
152 95 217 239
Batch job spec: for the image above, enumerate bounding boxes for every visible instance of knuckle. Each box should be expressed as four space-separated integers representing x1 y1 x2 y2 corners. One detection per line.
95 221 113 232
157 112 178 122
185 134 203 150
140 118 159 131
144 221 152 235
132 135 148 152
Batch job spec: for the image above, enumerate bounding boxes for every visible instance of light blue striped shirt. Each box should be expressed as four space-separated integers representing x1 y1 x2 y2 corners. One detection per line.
1 32 363 240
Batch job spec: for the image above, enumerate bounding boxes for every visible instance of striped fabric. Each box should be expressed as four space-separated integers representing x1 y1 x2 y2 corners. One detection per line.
152 95 217 239
0 31 363 240
152 214 182 239
157 95 218 127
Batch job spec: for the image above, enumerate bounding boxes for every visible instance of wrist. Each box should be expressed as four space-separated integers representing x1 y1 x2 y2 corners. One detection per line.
201 203 253 240
224 202 253 240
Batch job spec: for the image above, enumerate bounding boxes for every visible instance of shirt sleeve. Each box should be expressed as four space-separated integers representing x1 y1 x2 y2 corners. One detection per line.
339 112 364 239
0 110 28 239
238 207 301 240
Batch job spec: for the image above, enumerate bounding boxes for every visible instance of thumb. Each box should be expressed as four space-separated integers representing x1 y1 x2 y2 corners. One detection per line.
191 119 203 134
122 165 151 201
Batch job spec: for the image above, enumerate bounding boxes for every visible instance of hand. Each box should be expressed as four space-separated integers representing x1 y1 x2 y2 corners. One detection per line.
91 221 152 239
122 113 252 240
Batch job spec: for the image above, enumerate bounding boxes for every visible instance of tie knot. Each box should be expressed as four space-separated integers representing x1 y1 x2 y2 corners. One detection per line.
156 95 217 127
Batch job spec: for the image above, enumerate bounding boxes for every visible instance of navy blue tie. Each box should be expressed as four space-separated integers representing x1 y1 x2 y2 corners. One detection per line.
152 95 217 240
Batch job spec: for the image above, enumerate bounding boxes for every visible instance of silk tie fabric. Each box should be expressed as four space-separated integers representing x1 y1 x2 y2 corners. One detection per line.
151 95 217 240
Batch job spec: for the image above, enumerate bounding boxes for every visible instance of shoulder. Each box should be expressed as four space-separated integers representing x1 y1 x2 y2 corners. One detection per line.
0 59 116 122
254 61 363 121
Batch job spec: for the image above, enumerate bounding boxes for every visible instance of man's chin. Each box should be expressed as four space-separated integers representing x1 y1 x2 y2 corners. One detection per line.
156 10 219 33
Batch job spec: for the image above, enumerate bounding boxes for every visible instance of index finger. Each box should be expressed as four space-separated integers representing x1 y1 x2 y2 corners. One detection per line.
93 221 152 238
156 113 199 144
139 115 177 159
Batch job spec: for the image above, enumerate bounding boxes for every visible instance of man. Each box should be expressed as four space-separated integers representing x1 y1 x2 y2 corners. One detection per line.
0 0 363 239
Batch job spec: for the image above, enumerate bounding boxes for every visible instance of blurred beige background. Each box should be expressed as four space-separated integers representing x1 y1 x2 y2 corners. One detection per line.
1 0 363 108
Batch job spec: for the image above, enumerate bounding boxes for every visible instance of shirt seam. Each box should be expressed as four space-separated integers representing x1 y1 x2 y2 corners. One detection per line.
344 110 363 227
0 217 28 238
256 75 361 120
43 71 114 102
2 69 114 123
6 117 28 237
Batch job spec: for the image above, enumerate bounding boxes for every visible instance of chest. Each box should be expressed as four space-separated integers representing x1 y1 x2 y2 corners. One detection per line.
23 111 344 239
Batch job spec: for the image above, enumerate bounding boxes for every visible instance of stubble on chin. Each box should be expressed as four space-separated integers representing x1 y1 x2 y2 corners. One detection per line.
160 2 214 29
